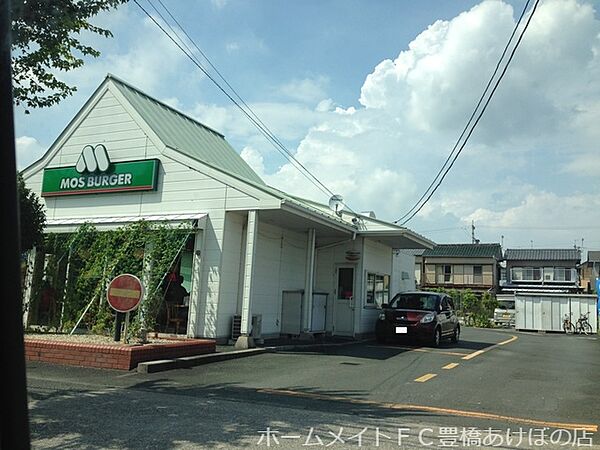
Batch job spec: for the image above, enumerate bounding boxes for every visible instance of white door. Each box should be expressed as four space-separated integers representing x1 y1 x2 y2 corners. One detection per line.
333 266 355 336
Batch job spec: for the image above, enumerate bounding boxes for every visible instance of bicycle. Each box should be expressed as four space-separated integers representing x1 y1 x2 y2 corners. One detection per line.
575 312 593 335
562 313 575 334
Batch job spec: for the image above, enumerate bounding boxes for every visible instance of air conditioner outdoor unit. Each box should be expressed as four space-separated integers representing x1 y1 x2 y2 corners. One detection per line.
231 314 262 341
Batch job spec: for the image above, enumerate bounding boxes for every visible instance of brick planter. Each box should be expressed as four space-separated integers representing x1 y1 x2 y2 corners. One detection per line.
25 338 216 370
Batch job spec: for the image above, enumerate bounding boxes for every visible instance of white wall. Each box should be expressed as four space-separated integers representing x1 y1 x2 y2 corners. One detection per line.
250 221 308 337
214 212 245 338
360 239 393 334
392 251 417 295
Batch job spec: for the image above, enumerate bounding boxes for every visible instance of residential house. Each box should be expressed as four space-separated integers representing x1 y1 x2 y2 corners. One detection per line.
578 250 600 293
501 248 581 294
420 243 503 294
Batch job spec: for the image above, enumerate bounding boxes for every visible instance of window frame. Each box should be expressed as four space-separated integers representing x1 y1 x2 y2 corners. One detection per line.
365 271 390 308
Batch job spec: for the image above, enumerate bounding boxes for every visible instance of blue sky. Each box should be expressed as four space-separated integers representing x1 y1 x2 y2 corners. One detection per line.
15 0 600 254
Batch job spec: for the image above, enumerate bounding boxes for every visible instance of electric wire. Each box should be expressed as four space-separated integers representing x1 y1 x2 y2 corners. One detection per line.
394 0 538 225
154 0 292 168
135 0 351 210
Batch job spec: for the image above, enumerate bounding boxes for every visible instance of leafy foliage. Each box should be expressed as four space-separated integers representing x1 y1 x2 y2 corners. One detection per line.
18 172 46 252
30 221 192 339
425 287 498 328
10 0 126 110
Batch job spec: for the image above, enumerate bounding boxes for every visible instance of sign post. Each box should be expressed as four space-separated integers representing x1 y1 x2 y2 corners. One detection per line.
107 274 144 343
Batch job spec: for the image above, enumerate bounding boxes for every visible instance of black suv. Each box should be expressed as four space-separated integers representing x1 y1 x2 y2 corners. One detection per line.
375 291 460 347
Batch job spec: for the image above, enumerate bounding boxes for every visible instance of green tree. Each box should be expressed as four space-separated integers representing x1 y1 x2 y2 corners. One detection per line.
17 173 45 252
10 0 126 110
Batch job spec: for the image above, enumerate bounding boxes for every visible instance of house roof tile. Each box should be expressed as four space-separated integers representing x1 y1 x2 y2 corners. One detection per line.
504 248 581 261
423 243 502 259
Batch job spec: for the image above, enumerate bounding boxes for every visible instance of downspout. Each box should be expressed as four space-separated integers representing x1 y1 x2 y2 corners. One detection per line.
302 228 316 334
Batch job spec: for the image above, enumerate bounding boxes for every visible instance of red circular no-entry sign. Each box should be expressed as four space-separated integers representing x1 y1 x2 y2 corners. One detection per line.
106 274 144 313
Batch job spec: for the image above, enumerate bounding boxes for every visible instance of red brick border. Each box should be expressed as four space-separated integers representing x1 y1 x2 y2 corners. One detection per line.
25 338 216 370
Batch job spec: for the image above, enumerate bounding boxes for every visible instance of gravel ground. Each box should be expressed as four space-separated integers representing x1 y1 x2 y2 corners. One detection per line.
24 333 181 346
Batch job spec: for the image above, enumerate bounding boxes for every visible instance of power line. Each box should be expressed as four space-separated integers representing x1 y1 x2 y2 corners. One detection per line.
137 0 333 198
134 0 351 210
395 0 539 225
478 224 599 231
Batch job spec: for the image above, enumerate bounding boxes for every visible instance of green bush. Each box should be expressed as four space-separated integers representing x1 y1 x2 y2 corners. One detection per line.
424 288 498 328
31 221 192 339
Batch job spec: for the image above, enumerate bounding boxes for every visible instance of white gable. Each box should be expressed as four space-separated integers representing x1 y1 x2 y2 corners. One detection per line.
21 80 281 223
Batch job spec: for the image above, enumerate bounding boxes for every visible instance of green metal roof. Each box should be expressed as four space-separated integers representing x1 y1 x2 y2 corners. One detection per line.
109 75 265 186
423 243 502 259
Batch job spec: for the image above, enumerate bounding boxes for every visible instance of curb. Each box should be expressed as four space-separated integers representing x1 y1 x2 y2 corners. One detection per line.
265 338 373 352
137 348 267 373
136 339 373 373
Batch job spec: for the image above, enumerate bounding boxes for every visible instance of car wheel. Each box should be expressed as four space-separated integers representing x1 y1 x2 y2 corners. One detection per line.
431 327 441 347
451 325 460 343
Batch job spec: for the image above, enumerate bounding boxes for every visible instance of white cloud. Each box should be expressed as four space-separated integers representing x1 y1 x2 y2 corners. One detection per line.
464 190 600 248
60 6 192 96
211 0 228 9
278 76 329 104
188 101 326 143
248 0 600 250
225 42 240 53
240 146 265 177
16 136 45 170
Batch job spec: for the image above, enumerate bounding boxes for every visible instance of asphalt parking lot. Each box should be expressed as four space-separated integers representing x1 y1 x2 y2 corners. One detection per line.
26 327 600 449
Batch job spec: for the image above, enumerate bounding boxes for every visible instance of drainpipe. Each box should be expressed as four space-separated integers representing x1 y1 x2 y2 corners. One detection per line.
236 210 258 349
301 228 316 337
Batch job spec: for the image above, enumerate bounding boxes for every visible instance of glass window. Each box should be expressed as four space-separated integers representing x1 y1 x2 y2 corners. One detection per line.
473 265 482 284
448 297 455 310
390 293 439 311
366 272 389 306
512 267 523 281
337 267 354 300
444 265 452 283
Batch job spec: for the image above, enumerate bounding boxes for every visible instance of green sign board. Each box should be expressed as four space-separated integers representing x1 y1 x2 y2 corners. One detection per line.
41 159 160 197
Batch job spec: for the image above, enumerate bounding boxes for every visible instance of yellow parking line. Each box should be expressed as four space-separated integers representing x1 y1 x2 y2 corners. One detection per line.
497 335 518 346
462 335 518 361
442 362 459 370
414 373 437 382
462 350 485 360
397 346 468 357
258 388 597 432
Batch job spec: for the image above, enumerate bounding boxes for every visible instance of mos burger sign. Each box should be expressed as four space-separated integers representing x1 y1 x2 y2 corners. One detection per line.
41 144 159 197
107 274 144 313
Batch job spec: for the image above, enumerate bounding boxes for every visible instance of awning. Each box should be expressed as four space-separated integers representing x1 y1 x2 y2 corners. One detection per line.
45 212 207 232
359 229 434 250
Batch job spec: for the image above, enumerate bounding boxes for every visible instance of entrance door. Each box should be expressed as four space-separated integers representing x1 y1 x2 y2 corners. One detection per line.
333 266 355 336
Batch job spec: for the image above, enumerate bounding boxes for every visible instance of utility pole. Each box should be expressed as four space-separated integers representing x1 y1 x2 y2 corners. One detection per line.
471 220 475 244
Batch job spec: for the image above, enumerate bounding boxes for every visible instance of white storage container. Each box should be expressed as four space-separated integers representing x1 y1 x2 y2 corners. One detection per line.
515 293 597 333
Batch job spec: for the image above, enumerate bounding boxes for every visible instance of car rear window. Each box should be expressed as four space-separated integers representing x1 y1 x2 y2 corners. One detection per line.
390 294 438 311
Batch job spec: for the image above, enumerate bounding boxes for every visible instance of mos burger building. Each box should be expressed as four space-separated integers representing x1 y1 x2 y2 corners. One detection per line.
22 75 433 346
